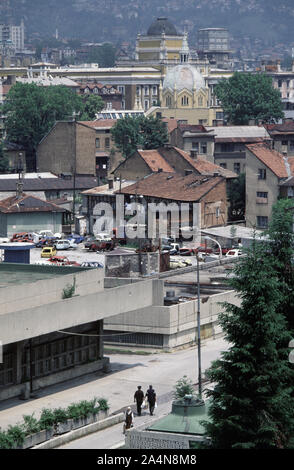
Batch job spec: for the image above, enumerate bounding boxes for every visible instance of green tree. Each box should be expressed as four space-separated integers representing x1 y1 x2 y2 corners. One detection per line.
215 72 284 125
110 115 168 158
85 43 116 68
0 142 9 173
227 172 245 221
265 199 294 333
3 83 103 171
203 239 294 448
80 94 104 120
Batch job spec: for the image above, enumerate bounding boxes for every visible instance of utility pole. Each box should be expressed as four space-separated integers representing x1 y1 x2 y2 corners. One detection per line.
196 254 202 398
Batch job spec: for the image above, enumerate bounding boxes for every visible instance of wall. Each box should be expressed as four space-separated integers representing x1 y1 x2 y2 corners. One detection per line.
6 211 64 237
37 121 75 174
113 152 150 180
104 289 240 349
245 148 279 228
0 278 160 345
149 107 219 126
200 179 227 228
76 123 96 175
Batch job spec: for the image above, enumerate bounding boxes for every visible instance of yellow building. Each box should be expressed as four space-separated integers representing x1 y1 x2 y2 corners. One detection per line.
135 17 184 65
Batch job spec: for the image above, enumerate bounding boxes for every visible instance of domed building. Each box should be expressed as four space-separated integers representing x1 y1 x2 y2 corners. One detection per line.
135 17 184 64
161 35 209 112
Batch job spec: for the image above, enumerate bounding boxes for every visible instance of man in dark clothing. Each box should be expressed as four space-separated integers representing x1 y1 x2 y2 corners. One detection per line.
134 385 145 416
145 385 156 416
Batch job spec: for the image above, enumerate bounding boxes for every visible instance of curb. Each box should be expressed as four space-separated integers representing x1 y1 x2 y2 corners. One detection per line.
32 413 125 449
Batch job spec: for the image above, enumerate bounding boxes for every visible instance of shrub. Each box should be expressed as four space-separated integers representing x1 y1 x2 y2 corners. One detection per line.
39 408 55 430
66 403 81 420
173 375 196 400
97 398 109 411
52 408 68 424
22 414 40 435
6 424 26 447
0 429 13 449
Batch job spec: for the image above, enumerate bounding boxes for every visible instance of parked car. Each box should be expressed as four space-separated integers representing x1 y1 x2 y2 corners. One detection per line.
54 239 71 250
48 255 80 266
35 237 57 248
83 236 97 250
41 246 57 258
225 249 243 257
38 230 61 239
179 247 196 256
10 232 37 243
66 234 84 244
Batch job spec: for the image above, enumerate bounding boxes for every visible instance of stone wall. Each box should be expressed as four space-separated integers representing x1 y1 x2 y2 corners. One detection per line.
105 252 159 277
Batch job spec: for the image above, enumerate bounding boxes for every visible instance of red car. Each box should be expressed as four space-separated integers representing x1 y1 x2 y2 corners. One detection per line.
48 256 80 266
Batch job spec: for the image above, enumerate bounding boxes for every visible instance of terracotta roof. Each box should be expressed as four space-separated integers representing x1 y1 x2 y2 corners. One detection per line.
172 147 237 178
177 124 210 134
137 150 175 173
0 194 67 214
118 173 224 202
80 119 116 129
265 121 294 133
246 143 288 178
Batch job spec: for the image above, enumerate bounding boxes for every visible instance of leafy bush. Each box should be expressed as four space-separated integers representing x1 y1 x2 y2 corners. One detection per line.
6 424 26 447
173 375 196 400
52 408 68 424
39 408 55 430
97 398 109 411
22 414 41 435
0 429 13 449
66 403 81 420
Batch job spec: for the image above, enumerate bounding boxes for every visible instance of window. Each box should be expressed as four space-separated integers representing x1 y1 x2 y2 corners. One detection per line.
136 86 140 96
181 95 189 106
216 207 220 218
95 138 100 148
278 80 282 88
219 163 227 169
221 143 234 152
258 168 266 180
257 191 268 198
192 142 199 151
144 100 149 110
105 137 110 148
257 216 268 228
118 86 125 95
166 95 172 107
290 140 294 151
144 86 149 96
198 96 203 106
200 142 207 154
234 162 240 174
282 140 288 146
152 86 157 95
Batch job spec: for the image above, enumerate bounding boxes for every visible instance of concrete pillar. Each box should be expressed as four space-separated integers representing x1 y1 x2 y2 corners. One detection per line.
152 279 164 306
97 320 103 359
15 341 23 384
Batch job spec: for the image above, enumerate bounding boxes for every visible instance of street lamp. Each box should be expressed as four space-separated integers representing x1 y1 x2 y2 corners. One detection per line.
204 235 222 259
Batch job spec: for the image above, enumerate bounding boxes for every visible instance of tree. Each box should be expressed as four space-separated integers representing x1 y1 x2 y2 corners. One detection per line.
227 173 245 222
0 142 9 173
215 72 284 125
110 115 168 158
85 43 116 68
203 238 294 448
265 199 294 333
3 83 83 171
173 376 196 400
3 83 104 171
80 95 104 120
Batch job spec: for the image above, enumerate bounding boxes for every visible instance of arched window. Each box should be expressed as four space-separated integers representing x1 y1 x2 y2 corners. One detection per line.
198 96 203 106
166 95 172 107
181 95 189 106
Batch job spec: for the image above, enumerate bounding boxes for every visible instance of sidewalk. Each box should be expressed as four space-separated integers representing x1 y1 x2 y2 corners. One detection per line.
0 337 227 446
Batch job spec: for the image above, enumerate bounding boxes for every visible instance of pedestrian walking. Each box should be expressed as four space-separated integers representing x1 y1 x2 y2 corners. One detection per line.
123 406 134 434
145 385 156 416
134 385 144 416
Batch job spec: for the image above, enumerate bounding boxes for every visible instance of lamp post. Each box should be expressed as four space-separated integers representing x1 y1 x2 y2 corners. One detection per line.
196 253 202 398
204 235 222 259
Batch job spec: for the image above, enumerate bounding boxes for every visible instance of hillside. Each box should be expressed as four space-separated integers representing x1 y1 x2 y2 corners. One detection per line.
1 0 294 46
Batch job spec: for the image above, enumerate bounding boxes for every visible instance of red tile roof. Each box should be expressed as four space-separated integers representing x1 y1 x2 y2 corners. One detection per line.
246 143 288 178
173 147 236 178
118 173 224 202
265 121 294 133
137 149 175 173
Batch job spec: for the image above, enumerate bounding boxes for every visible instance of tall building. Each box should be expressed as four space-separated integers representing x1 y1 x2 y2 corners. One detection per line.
0 20 25 52
197 28 231 69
